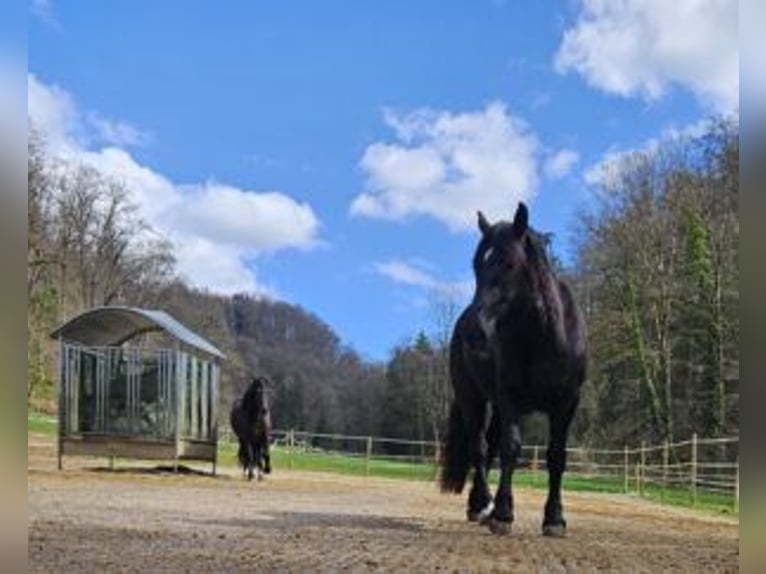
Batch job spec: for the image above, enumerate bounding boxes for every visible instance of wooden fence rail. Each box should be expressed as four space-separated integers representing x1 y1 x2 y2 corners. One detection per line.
218 426 738 512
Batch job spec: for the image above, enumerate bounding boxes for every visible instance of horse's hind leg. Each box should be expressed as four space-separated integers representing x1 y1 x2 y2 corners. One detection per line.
237 441 248 478
262 442 272 475
542 399 578 537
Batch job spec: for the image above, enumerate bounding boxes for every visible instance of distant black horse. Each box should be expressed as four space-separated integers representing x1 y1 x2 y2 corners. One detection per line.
441 202 587 537
230 376 272 481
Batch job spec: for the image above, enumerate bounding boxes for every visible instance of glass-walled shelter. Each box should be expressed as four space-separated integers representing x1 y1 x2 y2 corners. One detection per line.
51 306 225 474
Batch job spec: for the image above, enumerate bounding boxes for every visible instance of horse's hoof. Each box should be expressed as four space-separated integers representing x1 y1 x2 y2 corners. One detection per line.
478 503 495 525
542 523 567 537
467 502 493 523
487 517 512 536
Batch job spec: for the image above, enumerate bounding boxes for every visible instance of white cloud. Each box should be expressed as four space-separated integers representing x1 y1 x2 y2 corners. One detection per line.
583 118 719 189
583 148 632 189
28 74 81 150
28 74 322 296
31 0 60 28
544 149 580 180
28 75 151 149
86 112 151 147
172 237 277 297
169 184 320 252
351 102 540 232
555 0 738 113
374 259 473 299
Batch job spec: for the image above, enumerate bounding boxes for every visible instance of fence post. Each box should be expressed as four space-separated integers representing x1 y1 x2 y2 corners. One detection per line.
662 440 669 504
288 428 294 471
365 436 372 477
623 445 629 493
735 458 739 514
532 445 540 487
691 433 698 507
639 441 646 496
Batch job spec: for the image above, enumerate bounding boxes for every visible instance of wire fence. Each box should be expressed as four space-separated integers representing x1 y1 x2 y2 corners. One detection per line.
219 427 739 513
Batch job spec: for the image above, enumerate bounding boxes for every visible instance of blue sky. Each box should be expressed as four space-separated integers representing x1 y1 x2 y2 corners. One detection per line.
28 0 738 361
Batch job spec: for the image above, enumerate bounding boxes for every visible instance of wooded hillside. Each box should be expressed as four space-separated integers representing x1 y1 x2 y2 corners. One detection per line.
28 118 738 447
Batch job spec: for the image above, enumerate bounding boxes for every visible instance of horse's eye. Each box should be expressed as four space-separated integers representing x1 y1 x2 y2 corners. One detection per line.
483 247 494 262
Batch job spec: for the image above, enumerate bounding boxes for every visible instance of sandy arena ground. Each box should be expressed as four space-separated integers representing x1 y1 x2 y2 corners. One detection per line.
28 434 739 572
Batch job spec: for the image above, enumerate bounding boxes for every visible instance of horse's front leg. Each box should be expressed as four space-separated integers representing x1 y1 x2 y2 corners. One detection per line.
262 440 272 475
466 403 493 522
543 400 578 536
488 398 522 536
254 442 264 481
246 441 255 481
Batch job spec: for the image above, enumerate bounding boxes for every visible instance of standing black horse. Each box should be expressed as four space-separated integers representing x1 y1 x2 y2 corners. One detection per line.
230 376 272 481
440 202 587 537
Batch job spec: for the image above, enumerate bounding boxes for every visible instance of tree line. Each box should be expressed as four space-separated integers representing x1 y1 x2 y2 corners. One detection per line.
28 117 738 450
570 117 739 447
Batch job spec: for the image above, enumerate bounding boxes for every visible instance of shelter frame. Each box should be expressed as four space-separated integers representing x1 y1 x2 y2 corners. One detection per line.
52 306 225 474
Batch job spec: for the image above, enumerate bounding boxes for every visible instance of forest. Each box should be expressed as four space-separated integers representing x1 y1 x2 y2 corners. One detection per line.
27 117 738 449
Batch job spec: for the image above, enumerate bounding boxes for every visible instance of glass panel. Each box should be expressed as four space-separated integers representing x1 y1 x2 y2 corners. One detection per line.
138 351 160 437
63 345 80 435
207 363 215 439
198 360 207 439
186 355 196 437
157 350 175 438
77 350 98 433
107 350 131 434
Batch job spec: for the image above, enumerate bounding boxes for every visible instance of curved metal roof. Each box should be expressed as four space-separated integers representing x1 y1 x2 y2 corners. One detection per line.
50 306 225 359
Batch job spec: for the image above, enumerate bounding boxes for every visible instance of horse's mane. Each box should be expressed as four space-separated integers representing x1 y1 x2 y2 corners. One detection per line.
525 228 566 342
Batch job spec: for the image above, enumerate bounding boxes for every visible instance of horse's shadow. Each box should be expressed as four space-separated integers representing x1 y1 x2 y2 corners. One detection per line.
90 464 218 477
189 511 425 533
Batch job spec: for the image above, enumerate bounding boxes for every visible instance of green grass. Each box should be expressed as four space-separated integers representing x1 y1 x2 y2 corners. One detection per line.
28 411 57 435
219 440 439 481
29 412 737 518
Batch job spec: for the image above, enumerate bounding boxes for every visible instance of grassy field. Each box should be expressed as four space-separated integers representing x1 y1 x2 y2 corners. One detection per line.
28 411 58 435
30 412 737 518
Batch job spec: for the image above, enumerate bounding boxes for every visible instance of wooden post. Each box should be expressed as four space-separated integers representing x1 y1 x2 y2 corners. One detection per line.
623 445 629 493
57 338 65 471
662 440 669 503
735 458 739 513
365 436 372 477
288 429 295 471
691 433 698 507
639 441 646 496
532 445 540 487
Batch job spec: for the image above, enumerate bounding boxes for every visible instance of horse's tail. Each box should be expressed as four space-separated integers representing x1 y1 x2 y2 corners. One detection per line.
440 401 470 493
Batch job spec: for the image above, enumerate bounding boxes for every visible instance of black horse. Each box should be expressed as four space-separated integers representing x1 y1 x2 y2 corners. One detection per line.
230 376 272 481
441 202 587 537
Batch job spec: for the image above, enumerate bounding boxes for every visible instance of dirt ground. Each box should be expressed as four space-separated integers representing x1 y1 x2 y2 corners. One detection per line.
28 435 739 573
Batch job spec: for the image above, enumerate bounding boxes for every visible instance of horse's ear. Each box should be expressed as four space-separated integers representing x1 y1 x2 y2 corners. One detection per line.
477 211 491 236
513 202 528 234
